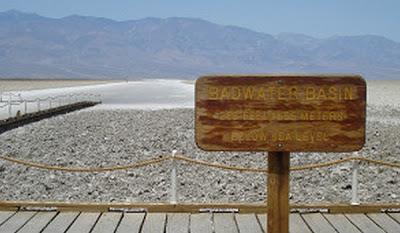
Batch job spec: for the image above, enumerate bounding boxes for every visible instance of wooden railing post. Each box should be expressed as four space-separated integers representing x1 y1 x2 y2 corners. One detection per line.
351 160 360 205
8 95 12 118
267 152 290 233
24 100 27 114
170 150 178 204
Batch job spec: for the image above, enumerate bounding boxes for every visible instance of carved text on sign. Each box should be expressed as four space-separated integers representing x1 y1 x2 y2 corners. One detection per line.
195 75 366 152
207 85 355 101
213 110 347 121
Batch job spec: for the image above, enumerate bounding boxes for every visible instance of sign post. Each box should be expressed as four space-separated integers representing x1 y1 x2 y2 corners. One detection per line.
195 74 366 233
267 151 289 233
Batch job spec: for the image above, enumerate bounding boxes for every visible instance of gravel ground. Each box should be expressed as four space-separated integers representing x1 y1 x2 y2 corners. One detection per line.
0 107 399 204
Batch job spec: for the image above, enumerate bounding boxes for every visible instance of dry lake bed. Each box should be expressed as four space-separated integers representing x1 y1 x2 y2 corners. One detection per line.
0 79 118 92
0 79 399 204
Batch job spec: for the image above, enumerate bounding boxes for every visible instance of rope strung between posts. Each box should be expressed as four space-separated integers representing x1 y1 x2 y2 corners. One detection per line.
0 155 170 172
174 155 267 172
0 154 399 173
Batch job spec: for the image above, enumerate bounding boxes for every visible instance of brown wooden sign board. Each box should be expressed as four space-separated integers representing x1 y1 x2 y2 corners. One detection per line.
195 74 366 152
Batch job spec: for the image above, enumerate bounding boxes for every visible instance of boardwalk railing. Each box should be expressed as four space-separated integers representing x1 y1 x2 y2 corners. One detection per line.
0 93 101 119
0 152 399 213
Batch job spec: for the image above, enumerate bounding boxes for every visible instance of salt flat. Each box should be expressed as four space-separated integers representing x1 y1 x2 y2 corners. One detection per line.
367 80 400 106
0 79 399 204
1 79 399 111
0 79 118 92
0 80 194 119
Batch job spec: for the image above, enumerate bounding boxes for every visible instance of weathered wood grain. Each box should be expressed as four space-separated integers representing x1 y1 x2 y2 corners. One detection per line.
388 213 400 223
235 214 263 233
0 211 36 233
190 213 213 233
345 214 385 233
141 213 166 233
302 213 337 233
66 212 100 233
0 211 15 226
195 74 366 152
0 210 398 232
213 213 239 233
367 213 400 233
115 213 145 233
268 152 289 233
323 213 361 233
289 214 312 233
17 212 57 233
91 212 122 233
256 214 267 230
41 212 80 233
166 213 190 233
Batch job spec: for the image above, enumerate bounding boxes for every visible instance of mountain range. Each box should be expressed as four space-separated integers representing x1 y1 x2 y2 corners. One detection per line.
1 10 400 80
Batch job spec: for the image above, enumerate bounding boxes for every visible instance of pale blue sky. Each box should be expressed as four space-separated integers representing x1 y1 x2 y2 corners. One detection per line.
1 0 399 42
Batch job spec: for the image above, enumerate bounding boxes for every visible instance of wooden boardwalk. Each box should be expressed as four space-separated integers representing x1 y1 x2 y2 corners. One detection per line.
0 211 399 233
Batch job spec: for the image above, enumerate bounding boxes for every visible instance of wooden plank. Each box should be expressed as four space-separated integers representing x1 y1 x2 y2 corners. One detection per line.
268 152 289 233
256 214 266 230
66 212 100 233
166 213 190 233
323 214 361 233
141 213 166 233
195 74 366 152
328 205 381 213
0 207 18 211
0 211 15 226
388 213 400 223
289 213 312 233
235 214 263 233
302 213 337 233
367 213 400 233
213 213 239 233
42 212 80 233
190 213 213 233
345 214 385 233
0 211 36 233
116 213 145 233
2 200 400 213
17 212 57 233
91 212 122 233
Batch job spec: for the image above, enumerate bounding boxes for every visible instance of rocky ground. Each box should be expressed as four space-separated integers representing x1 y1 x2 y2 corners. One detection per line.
0 107 399 204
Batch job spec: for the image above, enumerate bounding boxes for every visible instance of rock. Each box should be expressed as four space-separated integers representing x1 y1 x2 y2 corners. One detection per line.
0 108 398 204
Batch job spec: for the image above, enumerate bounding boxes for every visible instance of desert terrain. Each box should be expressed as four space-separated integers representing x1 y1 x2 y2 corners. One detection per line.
0 79 398 204
0 79 119 92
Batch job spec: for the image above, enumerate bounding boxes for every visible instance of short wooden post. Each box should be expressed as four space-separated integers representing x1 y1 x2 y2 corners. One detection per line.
267 151 290 233
8 96 12 117
170 150 178 204
351 160 360 205
24 100 27 114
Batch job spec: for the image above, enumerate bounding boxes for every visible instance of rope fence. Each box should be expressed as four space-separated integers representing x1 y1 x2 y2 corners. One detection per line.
1 154 399 173
0 153 399 206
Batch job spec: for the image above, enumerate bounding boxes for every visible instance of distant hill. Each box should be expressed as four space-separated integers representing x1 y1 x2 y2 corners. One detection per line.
0 10 399 80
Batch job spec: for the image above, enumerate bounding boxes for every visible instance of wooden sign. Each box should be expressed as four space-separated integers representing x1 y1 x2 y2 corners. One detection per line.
195 74 366 152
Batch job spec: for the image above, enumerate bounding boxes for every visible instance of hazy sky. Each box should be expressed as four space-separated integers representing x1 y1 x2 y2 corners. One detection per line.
1 0 399 42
